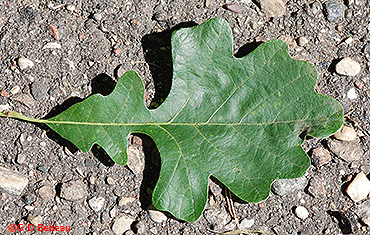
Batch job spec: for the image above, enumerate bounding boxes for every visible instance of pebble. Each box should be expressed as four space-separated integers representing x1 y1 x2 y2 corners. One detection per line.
66 5 76 12
112 215 134 235
116 65 125 79
10 85 21 95
354 80 363 89
295 206 309 219
43 42 61 49
344 37 353 45
118 197 135 206
324 1 344 22
205 0 214 7
327 139 362 162
85 158 95 167
311 147 332 167
18 57 34 70
27 215 43 225
0 104 11 112
297 36 309 46
88 196 105 212
37 185 55 201
354 201 370 226
259 0 287 18
16 153 27 164
93 12 103 21
49 25 60 41
347 88 357 100
30 83 47 101
110 207 117 218
346 171 370 202
271 175 307 196
60 180 88 200
148 209 167 223
106 177 115 185
308 177 326 197
0 90 9 97
225 4 243 14
0 166 28 195
37 165 47 173
333 125 356 141
13 93 34 107
239 218 254 229
126 146 145 176
335 57 361 76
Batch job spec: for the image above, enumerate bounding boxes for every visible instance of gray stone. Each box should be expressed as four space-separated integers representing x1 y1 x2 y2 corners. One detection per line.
88 196 105 212
112 215 134 235
324 1 345 22
308 177 326 197
353 200 370 226
327 139 362 162
11 94 36 108
60 180 88 200
271 175 307 196
335 58 361 76
30 83 47 100
37 185 55 201
0 166 28 195
311 147 332 167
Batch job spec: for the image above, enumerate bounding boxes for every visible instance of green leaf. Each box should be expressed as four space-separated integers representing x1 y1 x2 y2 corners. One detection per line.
1 18 343 222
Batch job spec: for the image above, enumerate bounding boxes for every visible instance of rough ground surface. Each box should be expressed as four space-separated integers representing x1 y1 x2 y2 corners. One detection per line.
0 0 370 234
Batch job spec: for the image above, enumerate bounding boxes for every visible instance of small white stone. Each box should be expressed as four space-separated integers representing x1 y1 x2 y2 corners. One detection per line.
106 177 115 185
295 206 309 219
239 218 255 229
27 215 43 225
88 196 105 212
16 153 26 164
66 5 76 12
344 37 353 44
10 86 21 95
346 171 370 202
118 197 135 206
93 12 103 21
335 57 361 76
298 36 309 46
18 58 34 70
333 125 357 141
0 104 11 112
24 205 35 211
148 209 167 223
43 42 61 49
112 215 134 235
347 88 358 100
110 207 117 218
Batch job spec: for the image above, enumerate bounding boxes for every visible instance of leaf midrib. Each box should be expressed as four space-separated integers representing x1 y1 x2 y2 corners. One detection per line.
40 117 330 126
